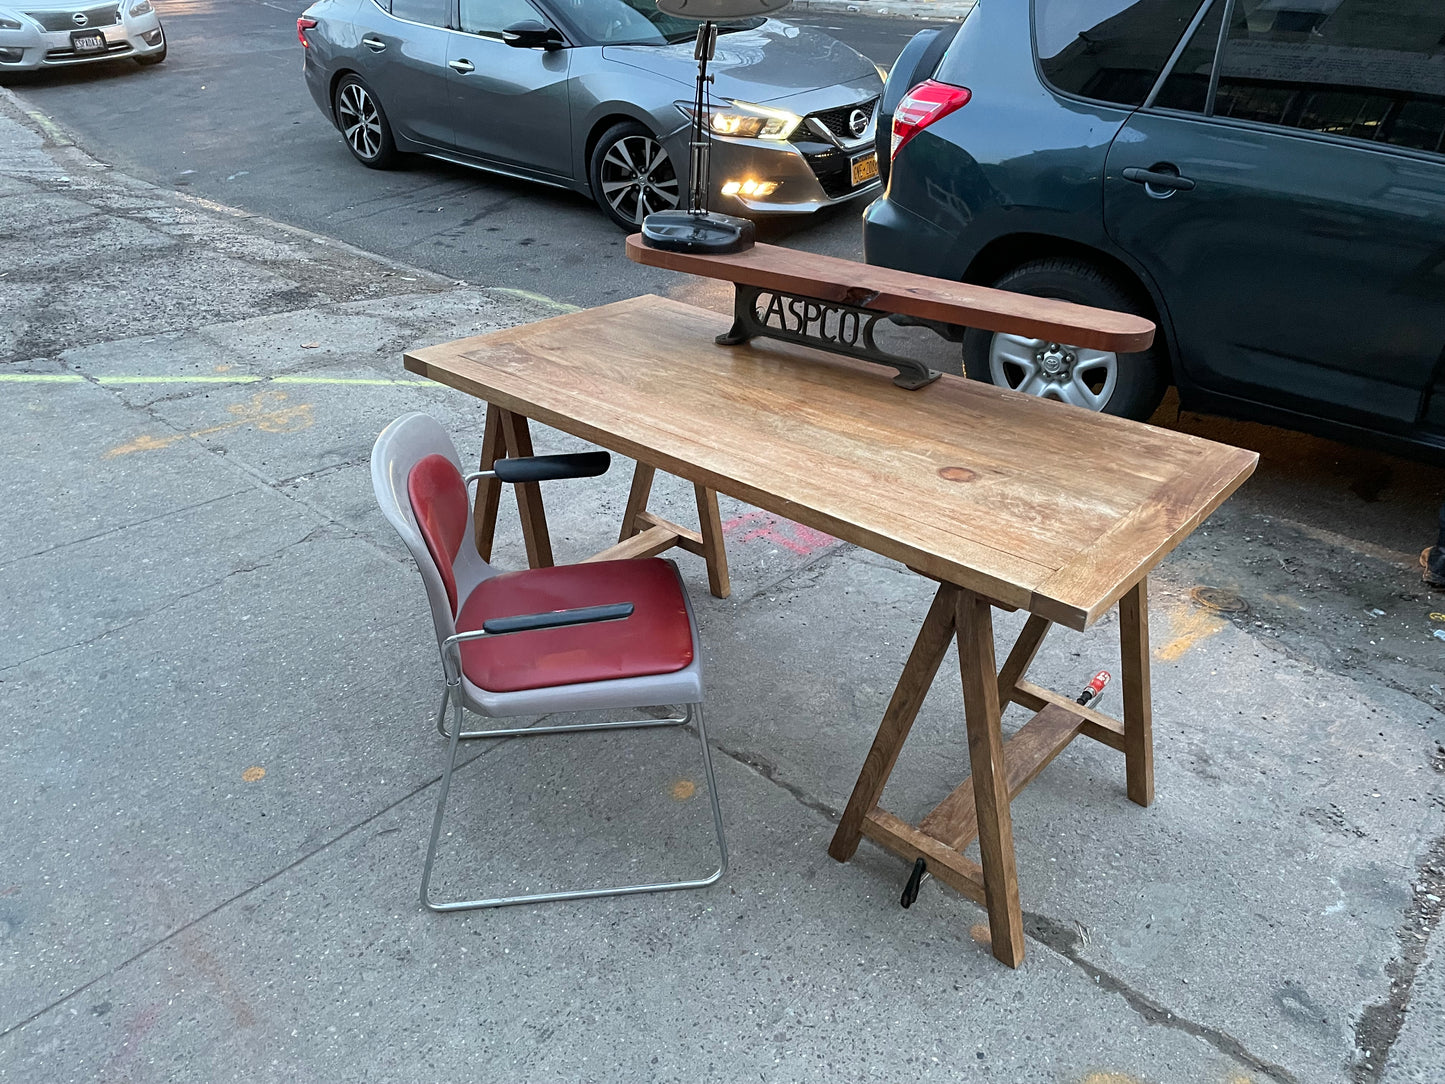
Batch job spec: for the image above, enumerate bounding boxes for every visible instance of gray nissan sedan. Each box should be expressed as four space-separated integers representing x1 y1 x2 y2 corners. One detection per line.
298 0 884 229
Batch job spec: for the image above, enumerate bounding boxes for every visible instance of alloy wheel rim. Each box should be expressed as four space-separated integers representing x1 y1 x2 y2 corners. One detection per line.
338 83 382 160
598 134 680 225
987 333 1118 411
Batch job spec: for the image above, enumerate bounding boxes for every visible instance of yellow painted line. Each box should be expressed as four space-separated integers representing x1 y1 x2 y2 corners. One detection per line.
488 287 581 313
172 192 252 219
25 110 72 147
0 374 429 386
1265 511 1417 567
272 376 432 386
107 375 263 384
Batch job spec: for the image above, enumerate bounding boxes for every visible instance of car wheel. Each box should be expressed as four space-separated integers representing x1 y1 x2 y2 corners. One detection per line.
588 121 680 231
334 74 398 169
134 33 165 65
961 257 1168 420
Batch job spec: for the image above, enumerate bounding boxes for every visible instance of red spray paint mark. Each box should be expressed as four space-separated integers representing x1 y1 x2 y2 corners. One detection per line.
723 510 836 557
103 1001 164 1082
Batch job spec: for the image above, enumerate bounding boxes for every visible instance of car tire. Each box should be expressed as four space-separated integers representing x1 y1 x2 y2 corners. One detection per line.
134 33 166 65
334 73 398 170
588 121 681 231
961 257 1169 420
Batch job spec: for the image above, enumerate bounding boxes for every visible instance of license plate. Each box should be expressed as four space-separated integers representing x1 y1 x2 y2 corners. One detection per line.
850 151 879 187
70 30 105 53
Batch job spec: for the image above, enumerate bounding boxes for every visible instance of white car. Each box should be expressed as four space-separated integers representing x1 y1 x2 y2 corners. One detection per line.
0 0 164 71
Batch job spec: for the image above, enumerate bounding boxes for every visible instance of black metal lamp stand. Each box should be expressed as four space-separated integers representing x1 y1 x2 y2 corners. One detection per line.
640 19 755 253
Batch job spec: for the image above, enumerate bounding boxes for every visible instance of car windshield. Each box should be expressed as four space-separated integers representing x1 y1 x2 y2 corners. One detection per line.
558 0 763 44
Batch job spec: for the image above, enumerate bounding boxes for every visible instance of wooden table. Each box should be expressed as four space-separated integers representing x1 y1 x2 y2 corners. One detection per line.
405 293 1257 967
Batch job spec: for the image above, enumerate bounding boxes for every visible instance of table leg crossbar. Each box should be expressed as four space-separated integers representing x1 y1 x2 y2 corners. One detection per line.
829 579 1153 967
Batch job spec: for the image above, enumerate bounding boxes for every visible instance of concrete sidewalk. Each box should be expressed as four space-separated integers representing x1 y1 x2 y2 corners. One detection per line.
1 90 1443 1084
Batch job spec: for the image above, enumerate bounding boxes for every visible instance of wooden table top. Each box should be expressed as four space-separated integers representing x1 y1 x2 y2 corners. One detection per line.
625 235 1157 353
405 294 1257 630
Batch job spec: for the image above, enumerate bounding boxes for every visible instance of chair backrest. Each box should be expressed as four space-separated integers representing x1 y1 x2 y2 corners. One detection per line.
372 413 495 652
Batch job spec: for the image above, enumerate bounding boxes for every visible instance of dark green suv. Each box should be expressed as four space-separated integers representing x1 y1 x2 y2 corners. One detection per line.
864 0 1445 461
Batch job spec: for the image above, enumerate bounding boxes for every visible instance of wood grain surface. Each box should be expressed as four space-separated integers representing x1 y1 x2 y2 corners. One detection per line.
406 295 1256 629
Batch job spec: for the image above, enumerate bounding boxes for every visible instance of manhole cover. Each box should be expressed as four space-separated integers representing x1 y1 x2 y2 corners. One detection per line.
1191 586 1249 613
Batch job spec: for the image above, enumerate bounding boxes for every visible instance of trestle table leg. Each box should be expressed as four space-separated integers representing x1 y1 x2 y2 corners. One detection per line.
957 589 1026 967
471 405 506 560
829 583 960 862
1119 577 1154 807
498 409 554 568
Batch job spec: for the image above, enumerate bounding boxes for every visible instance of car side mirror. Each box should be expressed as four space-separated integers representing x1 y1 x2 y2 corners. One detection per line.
502 20 564 49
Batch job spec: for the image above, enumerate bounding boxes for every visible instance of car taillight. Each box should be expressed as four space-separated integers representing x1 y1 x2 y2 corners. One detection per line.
891 80 971 160
297 16 317 46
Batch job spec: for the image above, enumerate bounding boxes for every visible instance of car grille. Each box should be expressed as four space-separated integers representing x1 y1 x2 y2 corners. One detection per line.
26 3 119 31
45 38 130 60
802 148 857 200
804 97 879 143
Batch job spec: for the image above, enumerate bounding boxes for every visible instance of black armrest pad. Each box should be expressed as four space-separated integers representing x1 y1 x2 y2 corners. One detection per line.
481 601 634 636
493 451 610 483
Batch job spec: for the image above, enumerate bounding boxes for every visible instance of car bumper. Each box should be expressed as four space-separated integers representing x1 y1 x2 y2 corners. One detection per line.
862 195 958 278
694 132 881 216
0 8 163 71
302 47 332 121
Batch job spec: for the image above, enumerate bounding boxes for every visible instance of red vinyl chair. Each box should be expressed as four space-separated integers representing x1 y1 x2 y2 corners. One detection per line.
372 412 727 911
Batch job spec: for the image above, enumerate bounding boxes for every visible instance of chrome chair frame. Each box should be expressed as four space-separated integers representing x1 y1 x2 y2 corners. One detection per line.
372 412 728 913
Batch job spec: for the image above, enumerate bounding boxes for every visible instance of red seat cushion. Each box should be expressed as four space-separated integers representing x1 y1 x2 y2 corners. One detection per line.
457 559 694 693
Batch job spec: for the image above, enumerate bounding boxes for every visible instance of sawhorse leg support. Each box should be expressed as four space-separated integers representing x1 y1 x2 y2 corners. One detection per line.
828 578 1154 968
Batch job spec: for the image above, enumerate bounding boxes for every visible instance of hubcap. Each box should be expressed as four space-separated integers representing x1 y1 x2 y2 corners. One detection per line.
987 334 1118 411
338 83 382 160
598 134 680 226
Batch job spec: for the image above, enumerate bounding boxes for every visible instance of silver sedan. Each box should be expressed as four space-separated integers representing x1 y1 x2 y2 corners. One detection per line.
0 0 164 71
298 0 883 229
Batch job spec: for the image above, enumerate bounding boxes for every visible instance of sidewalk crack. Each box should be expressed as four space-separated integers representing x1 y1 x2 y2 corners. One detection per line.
1024 911 1303 1084
714 729 1308 1084
1350 743 1445 1083
0 489 246 571
713 741 839 821
0 533 317 675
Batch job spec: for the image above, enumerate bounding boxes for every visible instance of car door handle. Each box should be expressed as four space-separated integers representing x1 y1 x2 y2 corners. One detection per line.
448 58 475 73
1122 166 1195 192
361 36 386 51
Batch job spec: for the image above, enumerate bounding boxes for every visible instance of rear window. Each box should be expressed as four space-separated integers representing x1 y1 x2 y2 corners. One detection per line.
1034 0 1206 107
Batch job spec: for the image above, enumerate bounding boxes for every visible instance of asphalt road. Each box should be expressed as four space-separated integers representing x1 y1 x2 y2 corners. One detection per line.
6 0 1445 708
4 0 944 309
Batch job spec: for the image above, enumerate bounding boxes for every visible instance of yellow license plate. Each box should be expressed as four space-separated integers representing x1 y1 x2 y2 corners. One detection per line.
851 152 879 187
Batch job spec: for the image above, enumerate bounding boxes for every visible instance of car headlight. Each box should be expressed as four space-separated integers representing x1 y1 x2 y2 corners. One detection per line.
675 100 801 141
0 12 23 29
128 0 152 15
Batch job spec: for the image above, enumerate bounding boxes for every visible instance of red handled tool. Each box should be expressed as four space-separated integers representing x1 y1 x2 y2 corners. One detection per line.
1076 670 1111 708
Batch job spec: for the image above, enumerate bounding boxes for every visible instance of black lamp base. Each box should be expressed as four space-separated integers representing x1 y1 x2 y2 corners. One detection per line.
640 209 755 254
